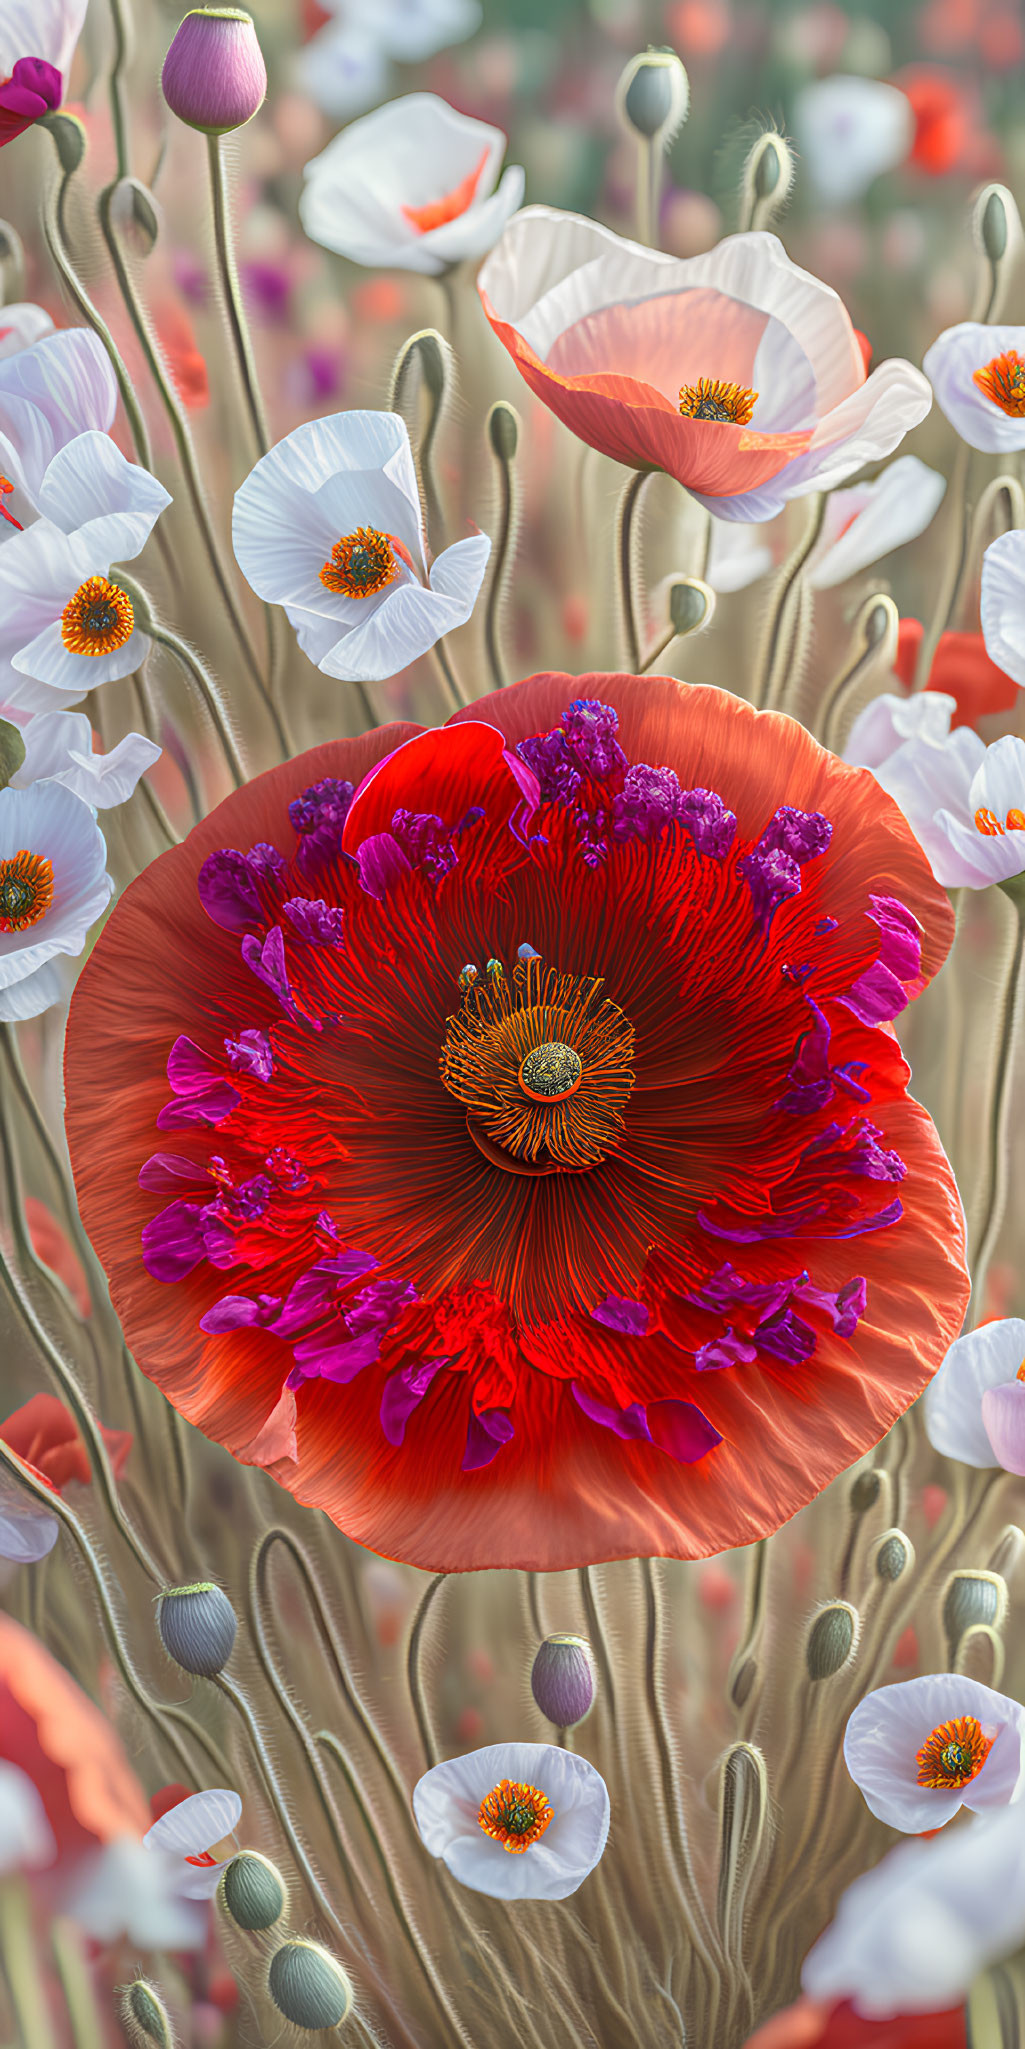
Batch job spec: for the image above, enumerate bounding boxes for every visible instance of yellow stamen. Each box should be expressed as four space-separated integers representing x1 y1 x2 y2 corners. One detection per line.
320 527 397 599
60 576 134 657
0 850 54 933
973 349 1025 417
678 376 758 425
915 1714 993 1790
477 1779 553 1854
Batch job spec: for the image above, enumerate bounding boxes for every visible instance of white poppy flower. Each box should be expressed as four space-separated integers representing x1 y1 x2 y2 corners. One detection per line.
479 212 932 522
803 1805 1025 2019
0 304 55 361
0 431 170 714
0 1760 56 1874
66 1837 206 1948
9 708 160 809
0 328 117 534
144 1786 242 1898
923 323 1025 452
925 1317 1025 1473
412 1741 610 1901
300 94 525 276
792 76 914 206
233 410 491 683
807 456 946 590
981 528 1025 689
297 0 480 119
844 695 1025 890
844 1673 1025 1833
0 780 113 1023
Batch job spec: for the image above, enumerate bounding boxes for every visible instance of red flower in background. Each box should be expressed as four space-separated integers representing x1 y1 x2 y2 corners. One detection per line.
0 1392 131 1491
743 1994 967 2048
0 1611 150 1869
65 676 968 1571
894 618 1019 728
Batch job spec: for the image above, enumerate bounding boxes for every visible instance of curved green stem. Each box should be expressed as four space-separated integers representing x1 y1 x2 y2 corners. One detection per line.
44 166 153 469
206 132 269 458
406 1574 446 1768
117 573 247 787
484 438 516 690
969 896 1025 1319
617 471 648 671
106 0 132 179
754 493 826 712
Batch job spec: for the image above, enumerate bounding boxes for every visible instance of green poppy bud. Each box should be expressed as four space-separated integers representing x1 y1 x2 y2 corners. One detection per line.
268 1939 353 2030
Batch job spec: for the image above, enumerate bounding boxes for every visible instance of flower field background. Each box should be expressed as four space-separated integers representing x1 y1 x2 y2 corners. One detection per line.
2 0 1025 2045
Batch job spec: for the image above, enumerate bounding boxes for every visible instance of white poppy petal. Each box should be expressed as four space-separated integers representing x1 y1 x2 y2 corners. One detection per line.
843 690 957 771
981 1380 1025 1476
177 1857 232 1899
315 542 488 682
301 95 520 275
0 958 67 1021
143 1787 242 1857
67 1840 206 1950
963 1720 1025 1810
792 77 913 205
809 456 946 590
0 781 112 986
705 519 773 593
11 621 150 704
36 430 171 541
413 1741 609 1902
923 324 1025 453
366 0 481 61
0 0 88 74
0 305 55 360
924 1319 1025 1467
0 1496 60 1562
981 528 1025 687
293 22 388 121
233 413 425 612
10 710 160 807
0 330 117 483
844 1673 1025 1832
803 1807 1025 2019
0 1761 57 1875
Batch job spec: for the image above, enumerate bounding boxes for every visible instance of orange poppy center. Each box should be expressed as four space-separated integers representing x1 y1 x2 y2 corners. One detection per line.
440 951 634 1174
0 850 55 933
477 1778 553 1853
320 527 397 600
0 474 22 531
974 806 1025 835
401 146 489 235
61 576 134 657
973 349 1025 416
915 1714 993 1789
678 377 758 425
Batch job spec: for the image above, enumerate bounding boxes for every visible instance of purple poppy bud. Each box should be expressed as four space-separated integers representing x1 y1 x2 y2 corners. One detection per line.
530 1634 596 1729
161 8 267 136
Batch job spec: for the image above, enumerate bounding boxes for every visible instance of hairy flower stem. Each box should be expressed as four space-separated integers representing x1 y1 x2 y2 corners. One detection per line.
44 167 153 472
639 624 678 673
406 1574 446 1768
206 134 270 458
484 426 517 690
968 894 1025 1318
95 187 289 749
0 1882 57 2049
911 438 971 690
817 596 899 753
115 574 247 788
105 0 132 180
754 494 826 712
51 1918 107 2049
617 470 648 671
432 635 467 710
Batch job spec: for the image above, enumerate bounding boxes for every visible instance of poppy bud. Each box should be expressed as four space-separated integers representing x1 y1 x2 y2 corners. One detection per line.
40 112 86 174
617 50 690 145
744 132 794 209
861 595 897 650
717 1741 768 1941
942 1570 1006 1657
668 578 713 637
988 1523 1025 1581
976 183 1012 265
954 1622 1004 1690
267 1939 353 2030
530 1634 596 1728
119 1980 175 2047
488 400 519 464
221 1849 288 1930
109 177 161 258
157 1582 237 1676
161 9 267 136
874 1529 913 1583
389 327 450 415
0 220 24 293
730 1656 756 1708
0 717 26 793
805 1601 858 1682
849 1468 881 1513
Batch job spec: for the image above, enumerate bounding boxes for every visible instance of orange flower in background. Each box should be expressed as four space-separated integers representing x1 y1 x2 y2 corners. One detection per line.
0 1610 150 1865
22 1194 92 1316
0 1392 132 1490
154 301 210 410
743 1996 967 2048
892 67 978 176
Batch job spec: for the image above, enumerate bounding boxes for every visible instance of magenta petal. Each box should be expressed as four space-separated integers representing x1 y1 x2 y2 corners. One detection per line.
646 1399 723 1462
982 1380 1025 1476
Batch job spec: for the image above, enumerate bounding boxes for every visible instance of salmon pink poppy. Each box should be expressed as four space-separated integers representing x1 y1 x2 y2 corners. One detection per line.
64 675 968 1571
0 1610 150 1867
478 213 932 521
0 1391 132 1489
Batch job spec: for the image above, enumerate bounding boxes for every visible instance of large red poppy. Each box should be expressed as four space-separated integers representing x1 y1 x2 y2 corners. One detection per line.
64 676 969 1571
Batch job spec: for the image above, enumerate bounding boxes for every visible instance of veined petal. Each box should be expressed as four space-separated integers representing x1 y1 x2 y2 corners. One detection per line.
927 1320 1025 1470
412 1741 610 1901
0 304 54 359
844 1673 1025 1832
35 430 171 542
808 456 946 590
924 323 1025 453
981 528 1025 689
0 0 88 75
10 709 160 807
11 621 151 704
143 1786 242 1857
